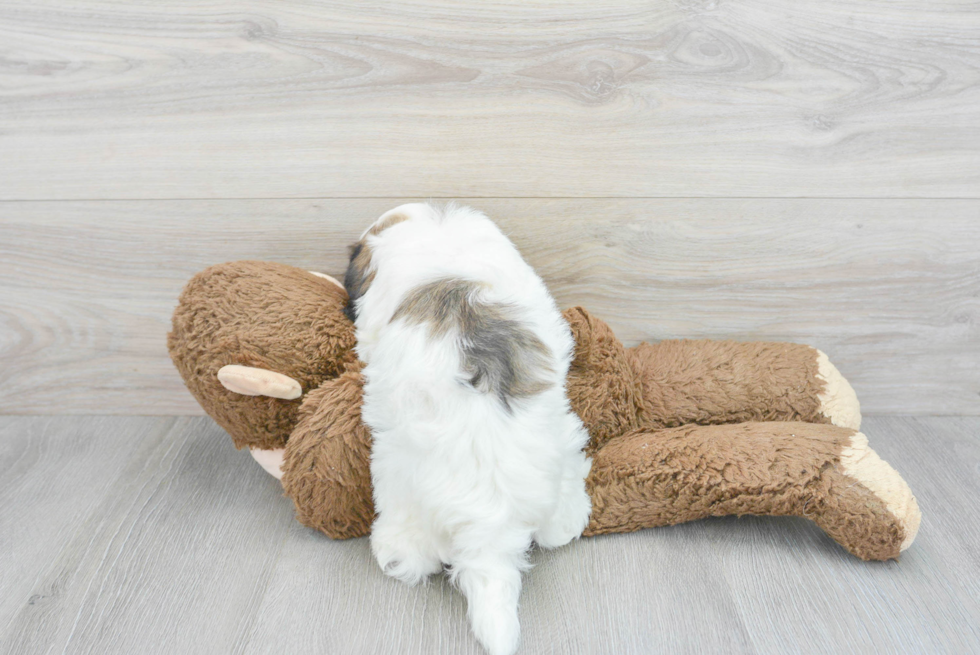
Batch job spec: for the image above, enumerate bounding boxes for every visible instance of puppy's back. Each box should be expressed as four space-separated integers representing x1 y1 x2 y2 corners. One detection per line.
347 203 573 392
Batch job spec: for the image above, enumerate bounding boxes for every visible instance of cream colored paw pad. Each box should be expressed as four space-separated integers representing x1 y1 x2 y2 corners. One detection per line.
250 448 286 480
840 432 921 551
816 350 862 430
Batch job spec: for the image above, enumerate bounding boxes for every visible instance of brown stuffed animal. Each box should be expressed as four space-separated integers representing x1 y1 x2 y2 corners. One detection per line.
169 260 920 561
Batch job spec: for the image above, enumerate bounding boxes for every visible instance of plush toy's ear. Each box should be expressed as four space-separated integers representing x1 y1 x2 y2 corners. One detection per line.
307 271 344 289
168 261 358 450
217 365 303 399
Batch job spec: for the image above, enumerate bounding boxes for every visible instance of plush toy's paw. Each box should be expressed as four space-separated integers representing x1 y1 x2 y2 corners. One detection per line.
249 448 285 480
809 429 920 560
839 432 921 553
371 521 443 586
815 350 862 430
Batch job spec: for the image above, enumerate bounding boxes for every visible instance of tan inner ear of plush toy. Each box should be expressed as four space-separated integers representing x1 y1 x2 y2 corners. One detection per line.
308 271 344 289
217 365 302 400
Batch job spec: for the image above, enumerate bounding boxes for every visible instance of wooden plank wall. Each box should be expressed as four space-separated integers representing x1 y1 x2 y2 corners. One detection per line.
1 1 978 415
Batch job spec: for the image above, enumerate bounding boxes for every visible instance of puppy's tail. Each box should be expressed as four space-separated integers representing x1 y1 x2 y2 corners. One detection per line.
453 558 523 655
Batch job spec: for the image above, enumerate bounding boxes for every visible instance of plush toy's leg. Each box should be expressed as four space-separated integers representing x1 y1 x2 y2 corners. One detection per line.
584 421 919 561
279 370 376 540
562 307 860 454
627 340 861 431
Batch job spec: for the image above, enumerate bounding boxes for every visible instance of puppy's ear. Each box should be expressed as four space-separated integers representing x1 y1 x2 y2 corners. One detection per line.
343 240 375 322
367 211 410 236
344 209 412 322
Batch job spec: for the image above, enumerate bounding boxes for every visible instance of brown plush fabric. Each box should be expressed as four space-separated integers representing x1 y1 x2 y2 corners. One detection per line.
628 339 829 429
562 307 643 453
168 261 357 450
281 365 376 539
584 421 905 560
563 306 828 447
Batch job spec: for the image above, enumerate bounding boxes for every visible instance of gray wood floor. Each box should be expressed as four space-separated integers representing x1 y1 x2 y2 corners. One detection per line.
1 415 977 654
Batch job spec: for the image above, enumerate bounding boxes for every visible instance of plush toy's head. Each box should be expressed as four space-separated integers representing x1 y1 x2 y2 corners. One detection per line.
168 261 357 450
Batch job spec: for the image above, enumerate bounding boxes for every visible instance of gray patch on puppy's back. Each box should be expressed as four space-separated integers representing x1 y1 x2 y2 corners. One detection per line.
392 279 555 408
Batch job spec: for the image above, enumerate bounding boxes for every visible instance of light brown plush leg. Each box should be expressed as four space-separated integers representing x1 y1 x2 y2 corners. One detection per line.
562 307 860 454
584 422 919 560
627 339 861 431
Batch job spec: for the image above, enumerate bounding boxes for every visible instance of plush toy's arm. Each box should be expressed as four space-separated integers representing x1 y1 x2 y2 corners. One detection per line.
279 369 376 539
585 421 920 560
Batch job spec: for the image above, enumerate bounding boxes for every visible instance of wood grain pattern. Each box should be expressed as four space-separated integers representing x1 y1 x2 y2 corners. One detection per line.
0 416 977 653
1 198 977 415
1 1 978 199
0 416 155 632
0 416 297 654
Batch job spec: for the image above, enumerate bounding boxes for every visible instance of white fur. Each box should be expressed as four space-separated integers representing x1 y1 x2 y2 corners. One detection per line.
353 203 592 655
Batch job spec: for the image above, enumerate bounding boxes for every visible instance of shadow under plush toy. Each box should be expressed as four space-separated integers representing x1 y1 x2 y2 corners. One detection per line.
168 260 920 561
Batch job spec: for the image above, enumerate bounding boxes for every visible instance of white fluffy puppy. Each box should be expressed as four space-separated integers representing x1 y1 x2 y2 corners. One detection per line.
345 203 592 655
